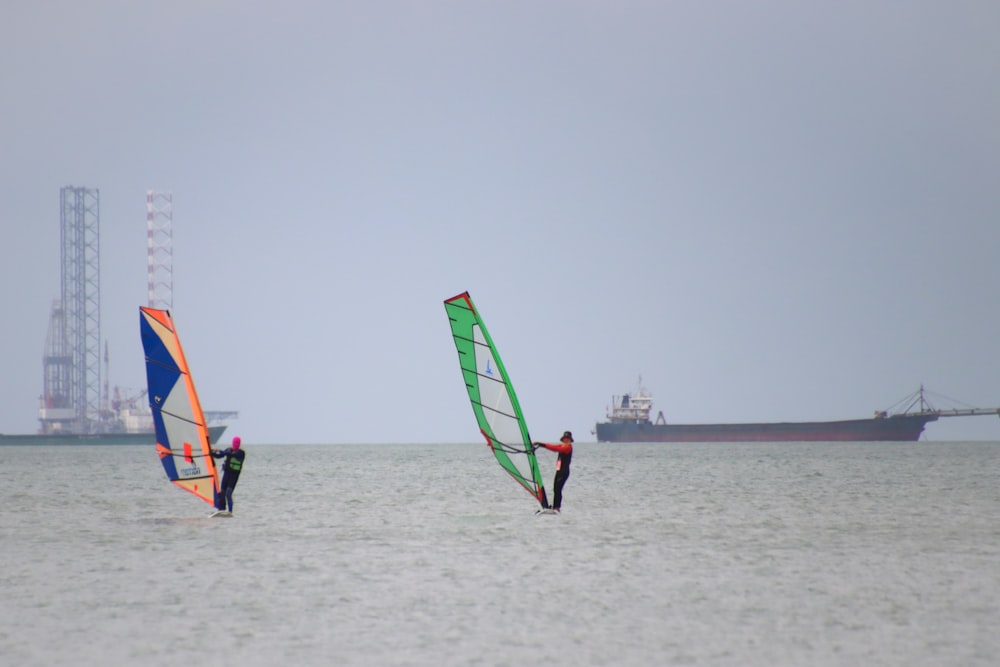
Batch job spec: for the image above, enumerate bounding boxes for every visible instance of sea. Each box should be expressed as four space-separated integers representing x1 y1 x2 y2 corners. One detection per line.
1 441 998 667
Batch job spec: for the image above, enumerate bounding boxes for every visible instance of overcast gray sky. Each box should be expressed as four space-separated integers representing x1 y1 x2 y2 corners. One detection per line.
2 1 998 443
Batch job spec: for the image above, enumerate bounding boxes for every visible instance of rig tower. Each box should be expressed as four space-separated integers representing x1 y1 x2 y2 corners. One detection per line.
39 186 103 434
146 191 173 310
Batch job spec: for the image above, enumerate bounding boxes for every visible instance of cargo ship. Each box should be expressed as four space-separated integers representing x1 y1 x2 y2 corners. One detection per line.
595 381 999 443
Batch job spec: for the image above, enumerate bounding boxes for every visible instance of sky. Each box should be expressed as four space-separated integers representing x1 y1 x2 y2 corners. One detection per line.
2 1 999 444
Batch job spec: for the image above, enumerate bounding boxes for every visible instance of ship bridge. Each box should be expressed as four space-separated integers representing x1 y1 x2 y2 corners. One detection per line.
607 378 655 424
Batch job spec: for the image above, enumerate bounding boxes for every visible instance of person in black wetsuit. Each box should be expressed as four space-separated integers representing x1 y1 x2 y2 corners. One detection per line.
533 431 573 511
212 436 245 512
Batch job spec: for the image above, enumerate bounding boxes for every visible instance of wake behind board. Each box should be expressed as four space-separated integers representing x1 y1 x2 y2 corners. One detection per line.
209 510 233 518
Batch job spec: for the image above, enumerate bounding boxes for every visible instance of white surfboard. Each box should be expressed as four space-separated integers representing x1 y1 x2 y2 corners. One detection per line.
209 510 233 518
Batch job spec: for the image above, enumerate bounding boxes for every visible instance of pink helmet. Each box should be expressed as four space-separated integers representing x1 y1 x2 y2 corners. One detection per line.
231 436 241 450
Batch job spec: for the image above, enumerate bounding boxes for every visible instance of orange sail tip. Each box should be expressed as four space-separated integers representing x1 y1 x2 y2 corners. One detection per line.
140 306 173 329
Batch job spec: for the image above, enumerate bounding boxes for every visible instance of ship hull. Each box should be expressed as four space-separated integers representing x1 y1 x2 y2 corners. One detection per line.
595 414 938 443
0 425 228 446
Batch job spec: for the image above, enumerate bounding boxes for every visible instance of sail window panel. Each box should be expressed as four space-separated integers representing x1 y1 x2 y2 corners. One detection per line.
162 379 198 425
472 337 521 446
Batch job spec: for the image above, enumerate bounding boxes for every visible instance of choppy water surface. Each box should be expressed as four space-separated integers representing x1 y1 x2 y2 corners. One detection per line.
1 442 998 666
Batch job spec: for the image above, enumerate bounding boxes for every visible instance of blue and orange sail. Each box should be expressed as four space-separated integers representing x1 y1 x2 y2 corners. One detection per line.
140 307 220 506
443 291 548 509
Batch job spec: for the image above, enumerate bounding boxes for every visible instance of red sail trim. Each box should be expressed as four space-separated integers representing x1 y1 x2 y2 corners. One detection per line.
481 428 544 503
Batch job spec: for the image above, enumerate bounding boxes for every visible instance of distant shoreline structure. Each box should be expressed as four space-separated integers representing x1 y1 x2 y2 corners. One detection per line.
0 424 229 446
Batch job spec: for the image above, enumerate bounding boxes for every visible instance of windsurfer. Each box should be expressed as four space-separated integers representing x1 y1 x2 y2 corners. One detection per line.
212 436 246 513
533 431 573 511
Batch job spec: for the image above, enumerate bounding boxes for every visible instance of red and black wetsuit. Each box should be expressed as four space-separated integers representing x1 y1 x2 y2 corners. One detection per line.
539 440 573 510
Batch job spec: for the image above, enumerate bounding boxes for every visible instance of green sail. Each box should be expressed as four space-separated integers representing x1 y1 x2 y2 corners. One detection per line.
444 291 548 508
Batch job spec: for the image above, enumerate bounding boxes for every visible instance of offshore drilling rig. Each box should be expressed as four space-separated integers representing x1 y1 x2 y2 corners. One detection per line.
35 188 235 437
